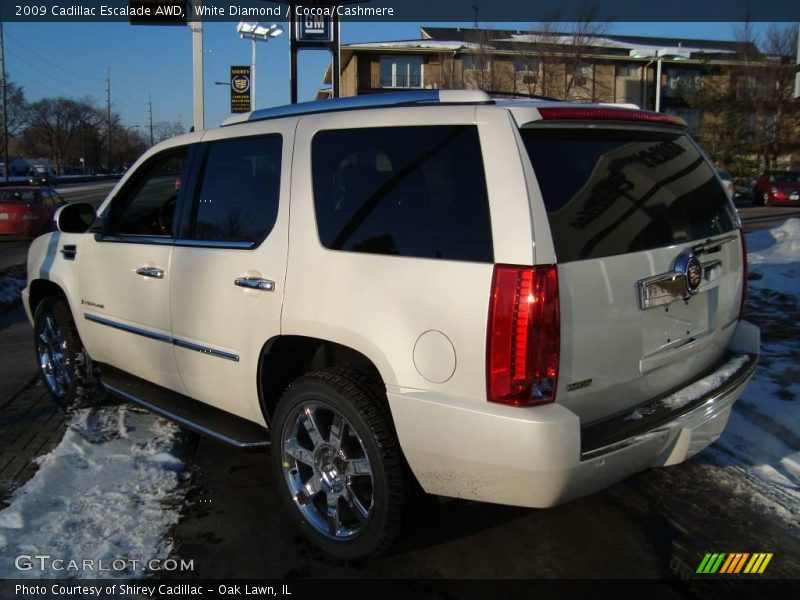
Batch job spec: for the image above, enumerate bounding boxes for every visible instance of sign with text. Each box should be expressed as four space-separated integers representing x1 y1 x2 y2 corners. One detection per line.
128 0 187 25
297 15 333 42
230 66 252 113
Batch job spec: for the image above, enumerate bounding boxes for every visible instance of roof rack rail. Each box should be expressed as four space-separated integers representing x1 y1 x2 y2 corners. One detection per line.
222 90 493 126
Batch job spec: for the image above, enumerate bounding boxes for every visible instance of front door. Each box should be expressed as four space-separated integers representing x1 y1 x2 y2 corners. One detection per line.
77 147 191 393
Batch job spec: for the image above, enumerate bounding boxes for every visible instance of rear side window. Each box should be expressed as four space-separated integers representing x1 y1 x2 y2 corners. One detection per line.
192 135 282 244
312 125 493 263
520 128 737 263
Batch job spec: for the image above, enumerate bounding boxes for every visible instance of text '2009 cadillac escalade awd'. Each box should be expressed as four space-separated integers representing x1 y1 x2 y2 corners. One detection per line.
24 90 759 559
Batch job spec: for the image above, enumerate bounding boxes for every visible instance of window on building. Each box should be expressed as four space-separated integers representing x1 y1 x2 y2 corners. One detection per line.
664 68 701 97
379 56 423 88
515 57 541 73
571 62 592 86
462 54 491 72
615 63 640 78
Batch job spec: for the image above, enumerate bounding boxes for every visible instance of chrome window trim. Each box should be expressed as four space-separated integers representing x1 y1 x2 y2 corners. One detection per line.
96 234 174 246
84 313 240 363
174 238 255 250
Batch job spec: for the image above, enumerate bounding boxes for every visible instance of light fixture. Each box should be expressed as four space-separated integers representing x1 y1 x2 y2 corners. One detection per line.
235 22 284 110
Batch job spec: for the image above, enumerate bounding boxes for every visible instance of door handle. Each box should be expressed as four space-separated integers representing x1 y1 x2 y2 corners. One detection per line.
136 267 164 279
234 277 275 292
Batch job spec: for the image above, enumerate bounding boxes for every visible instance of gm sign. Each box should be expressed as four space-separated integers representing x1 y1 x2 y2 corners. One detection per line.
297 16 332 42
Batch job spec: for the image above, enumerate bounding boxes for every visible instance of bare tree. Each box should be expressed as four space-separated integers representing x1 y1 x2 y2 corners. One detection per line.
153 120 186 143
18 98 102 174
516 8 612 101
2 81 28 137
729 22 798 172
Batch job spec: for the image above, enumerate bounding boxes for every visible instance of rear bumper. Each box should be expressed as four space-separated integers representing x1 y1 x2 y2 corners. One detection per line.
388 320 759 509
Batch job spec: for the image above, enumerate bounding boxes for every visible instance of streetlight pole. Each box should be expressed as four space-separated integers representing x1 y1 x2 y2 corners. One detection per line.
655 55 663 113
251 37 257 108
124 125 140 168
236 22 283 111
0 22 8 183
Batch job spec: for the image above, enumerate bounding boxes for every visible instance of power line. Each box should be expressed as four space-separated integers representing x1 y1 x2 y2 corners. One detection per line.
5 32 105 83
5 48 103 96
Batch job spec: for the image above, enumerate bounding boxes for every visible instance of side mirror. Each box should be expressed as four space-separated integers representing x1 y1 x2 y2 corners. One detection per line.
56 202 96 233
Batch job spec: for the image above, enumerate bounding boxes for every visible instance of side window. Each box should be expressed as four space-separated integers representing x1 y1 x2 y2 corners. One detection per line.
191 135 282 244
311 125 493 263
41 190 57 207
107 149 188 237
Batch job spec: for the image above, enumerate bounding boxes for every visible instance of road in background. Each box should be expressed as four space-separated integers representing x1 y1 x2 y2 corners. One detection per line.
56 181 117 207
737 204 800 232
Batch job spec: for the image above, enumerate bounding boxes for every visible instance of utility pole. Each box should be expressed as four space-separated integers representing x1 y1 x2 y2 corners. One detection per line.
794 23 799 100
148 95 154 146
106 68 112 170
0 22 9 182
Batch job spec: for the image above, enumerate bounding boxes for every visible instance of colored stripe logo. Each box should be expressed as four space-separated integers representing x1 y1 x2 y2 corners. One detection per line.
696 553 773 574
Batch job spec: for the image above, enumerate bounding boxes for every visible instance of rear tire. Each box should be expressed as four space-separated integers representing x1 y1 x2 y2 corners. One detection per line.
271 367 416 559
33 296 105 413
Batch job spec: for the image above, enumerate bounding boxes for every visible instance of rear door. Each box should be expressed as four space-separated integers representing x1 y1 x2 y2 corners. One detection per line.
518 118 743 424
168 123 290 424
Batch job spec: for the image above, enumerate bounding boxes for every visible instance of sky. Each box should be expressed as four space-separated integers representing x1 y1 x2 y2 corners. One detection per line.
2 21 793 132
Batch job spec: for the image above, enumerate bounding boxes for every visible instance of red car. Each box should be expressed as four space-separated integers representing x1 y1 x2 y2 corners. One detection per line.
752 171 800 206
0 187 67 238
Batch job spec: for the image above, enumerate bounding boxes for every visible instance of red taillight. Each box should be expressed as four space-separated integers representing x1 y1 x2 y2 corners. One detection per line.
487 264 560 406
739 229 748 320
537 106 686 127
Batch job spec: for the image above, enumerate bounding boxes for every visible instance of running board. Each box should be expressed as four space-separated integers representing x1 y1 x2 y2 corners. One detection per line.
99 365 270 449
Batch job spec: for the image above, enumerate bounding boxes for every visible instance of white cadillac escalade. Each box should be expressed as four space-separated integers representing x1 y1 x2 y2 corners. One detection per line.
24 91 759 559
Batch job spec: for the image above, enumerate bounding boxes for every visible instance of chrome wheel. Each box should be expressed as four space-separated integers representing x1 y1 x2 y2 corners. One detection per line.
281 401 374 540
36 314 71 399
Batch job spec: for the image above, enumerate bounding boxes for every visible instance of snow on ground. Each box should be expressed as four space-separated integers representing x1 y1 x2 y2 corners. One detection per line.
0 405 188 579
0 275 25 311
704 218 800 525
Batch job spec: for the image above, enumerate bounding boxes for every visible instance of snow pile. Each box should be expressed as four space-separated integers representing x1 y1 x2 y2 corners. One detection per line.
703 219 800 524
660 355 750 410
0 405 187 579
745 218 800 297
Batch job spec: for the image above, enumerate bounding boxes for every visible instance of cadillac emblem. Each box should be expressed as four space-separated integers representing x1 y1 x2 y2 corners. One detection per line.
231 75 250 93
685 255 702 294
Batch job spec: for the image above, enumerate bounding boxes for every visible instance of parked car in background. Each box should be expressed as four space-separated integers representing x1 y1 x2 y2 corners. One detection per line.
718 171 735 199
752 171 800 206
0 187 66 237
28 172 56 186
733 177 753 201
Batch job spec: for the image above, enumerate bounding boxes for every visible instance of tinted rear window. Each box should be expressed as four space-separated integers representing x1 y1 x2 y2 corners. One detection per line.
0 190 38 204
312 125 493 263
520 128 737 263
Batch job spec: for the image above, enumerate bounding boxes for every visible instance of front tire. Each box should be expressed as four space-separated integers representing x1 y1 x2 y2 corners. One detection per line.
33 296 104 412
271 368 414 559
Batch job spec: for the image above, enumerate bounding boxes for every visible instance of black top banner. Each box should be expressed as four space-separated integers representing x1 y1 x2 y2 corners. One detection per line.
2 0 799 22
